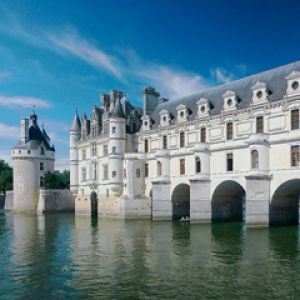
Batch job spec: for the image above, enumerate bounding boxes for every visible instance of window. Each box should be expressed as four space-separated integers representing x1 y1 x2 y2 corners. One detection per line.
144 139 149 153
112 146 116 154
81 168 87 181
91 143 97 156
93 163 97 180
227 153 233 171
145 163 149 178
41 147 45 155
40 176 44 187
106 189 109 197
103 145 108 156
82 149 86 160
112 171 117 177
180 132 185 148
226 122 233 140
180 159 185 175
162 135 167 149
195 157 201 173
92 125 97 138
201 127 206 143
40 162 44 171
27 150 30 154
136 168 141 178
103 165 108 180
291 145 300 167
112 126 116 134
157 161 162 176
256 116 264 133
291 109 299 130
251 150 259 169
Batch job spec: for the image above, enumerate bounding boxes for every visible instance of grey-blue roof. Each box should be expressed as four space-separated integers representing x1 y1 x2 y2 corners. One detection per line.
150 60 300 127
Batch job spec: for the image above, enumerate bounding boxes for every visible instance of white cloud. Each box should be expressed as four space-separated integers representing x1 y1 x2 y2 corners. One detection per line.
0 122 19 139
0 94 51 109
211 67 235 84
55 158 69 171
48 29 122 78
139 65 209 99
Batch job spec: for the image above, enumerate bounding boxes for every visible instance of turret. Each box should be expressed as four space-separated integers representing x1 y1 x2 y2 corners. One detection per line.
108 96 126 196
11 110 55 212
70 110 81 192
80 113 90 140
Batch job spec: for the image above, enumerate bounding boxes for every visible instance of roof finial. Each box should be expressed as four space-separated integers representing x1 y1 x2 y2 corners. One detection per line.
32 105 36 114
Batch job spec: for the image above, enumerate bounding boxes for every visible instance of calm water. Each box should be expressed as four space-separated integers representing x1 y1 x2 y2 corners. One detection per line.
1 211 300 299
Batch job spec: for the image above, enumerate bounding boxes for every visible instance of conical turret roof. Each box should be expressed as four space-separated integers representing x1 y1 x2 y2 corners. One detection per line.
71 110 81 131
110 97 125 118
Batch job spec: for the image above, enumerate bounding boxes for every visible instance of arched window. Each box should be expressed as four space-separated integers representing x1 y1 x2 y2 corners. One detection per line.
251 150 259 169
195 157 201 173
157 161 162 176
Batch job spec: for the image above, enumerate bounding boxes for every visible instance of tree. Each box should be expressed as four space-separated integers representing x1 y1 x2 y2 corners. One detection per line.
44 170 70 189
0 160 13 194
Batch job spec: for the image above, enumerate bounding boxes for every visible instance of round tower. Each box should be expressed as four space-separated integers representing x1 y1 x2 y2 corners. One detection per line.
11 111 55 212
70 110 81 193
108 96 126 196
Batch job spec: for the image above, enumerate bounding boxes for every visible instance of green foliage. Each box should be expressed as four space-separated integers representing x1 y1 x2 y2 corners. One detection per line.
44 170 70 190
0 160 13 194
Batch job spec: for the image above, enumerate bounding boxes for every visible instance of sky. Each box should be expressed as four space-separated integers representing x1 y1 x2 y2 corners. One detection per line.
0 0 300 170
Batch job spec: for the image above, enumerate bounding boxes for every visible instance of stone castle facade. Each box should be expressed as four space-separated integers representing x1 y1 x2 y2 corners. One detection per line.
71 61 300 227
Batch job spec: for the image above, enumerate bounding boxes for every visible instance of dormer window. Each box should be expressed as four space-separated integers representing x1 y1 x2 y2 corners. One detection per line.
286 71 300 96
176 104 188 123
141 115 151 131
159 109 170 126
223 90 238 112
251 81 269 105
196 98 210 118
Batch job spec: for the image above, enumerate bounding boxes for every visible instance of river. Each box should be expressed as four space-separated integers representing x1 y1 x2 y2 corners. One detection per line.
0 211 300 299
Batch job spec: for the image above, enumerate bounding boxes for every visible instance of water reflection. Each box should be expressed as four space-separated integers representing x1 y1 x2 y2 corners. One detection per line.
1 212 300 299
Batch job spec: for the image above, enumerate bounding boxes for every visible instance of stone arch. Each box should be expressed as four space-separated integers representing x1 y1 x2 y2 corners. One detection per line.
171 183 190 220
90 191 98 217
211 180 246 222
270 179 300 226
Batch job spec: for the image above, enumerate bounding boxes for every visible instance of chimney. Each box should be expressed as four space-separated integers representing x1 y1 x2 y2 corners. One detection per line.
143 87 160 115
20 118 29 144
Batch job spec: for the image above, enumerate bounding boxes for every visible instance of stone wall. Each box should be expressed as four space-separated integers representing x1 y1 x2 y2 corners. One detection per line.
37 190 75 214
4 191 14 210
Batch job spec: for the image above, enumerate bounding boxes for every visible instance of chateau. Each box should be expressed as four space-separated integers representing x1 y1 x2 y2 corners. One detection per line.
71 61 300 227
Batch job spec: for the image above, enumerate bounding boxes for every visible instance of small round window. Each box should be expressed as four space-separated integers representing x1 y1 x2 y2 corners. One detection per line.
201 105 206 113
227 99 232 106
180 111 185 118
256 90 263 99
292 81 299 90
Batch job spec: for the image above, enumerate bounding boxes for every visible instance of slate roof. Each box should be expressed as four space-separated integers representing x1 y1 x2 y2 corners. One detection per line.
150 60 300 128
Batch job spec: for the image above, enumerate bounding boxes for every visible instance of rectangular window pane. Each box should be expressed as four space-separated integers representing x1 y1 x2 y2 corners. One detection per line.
291 145 300 167
226 123 233 140
145 140 149 153
291 109 299 130
163 136 167 149
227 153 233 171
201 128 206 143
145 164 149 177
180 159 185 175
256 116 264 133
180 132 185 147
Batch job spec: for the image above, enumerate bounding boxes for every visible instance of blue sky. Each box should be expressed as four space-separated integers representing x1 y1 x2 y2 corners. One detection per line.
1 0 300 169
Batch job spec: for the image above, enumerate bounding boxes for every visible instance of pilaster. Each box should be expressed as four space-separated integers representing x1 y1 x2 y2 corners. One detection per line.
245 174 272 227
151 179 171 220
189 176 211 223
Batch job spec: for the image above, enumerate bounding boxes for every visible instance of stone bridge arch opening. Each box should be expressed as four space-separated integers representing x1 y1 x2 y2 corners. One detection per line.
270 179 300 226
171 184 190 220
90 191 98 217
212 180 245 223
